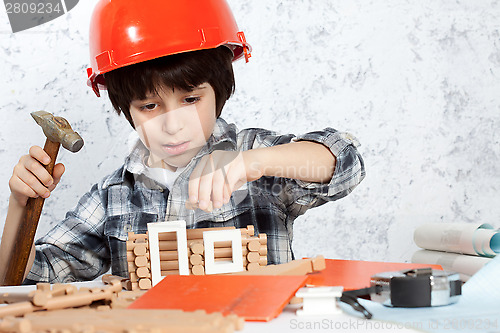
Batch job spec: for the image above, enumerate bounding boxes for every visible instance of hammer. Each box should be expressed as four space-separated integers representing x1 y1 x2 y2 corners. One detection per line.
3 111 84 286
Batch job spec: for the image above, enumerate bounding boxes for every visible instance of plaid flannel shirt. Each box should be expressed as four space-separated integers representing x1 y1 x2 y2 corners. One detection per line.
25 118 365 283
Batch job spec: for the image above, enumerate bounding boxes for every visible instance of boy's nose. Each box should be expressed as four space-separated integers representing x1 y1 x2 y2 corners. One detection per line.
161 107 184 135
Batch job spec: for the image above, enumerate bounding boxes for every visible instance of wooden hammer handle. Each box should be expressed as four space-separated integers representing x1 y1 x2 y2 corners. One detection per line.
3 139 60 286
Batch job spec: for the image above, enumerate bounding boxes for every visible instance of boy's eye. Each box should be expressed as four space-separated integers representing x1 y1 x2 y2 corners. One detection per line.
140 103 158 111
184 96 200 104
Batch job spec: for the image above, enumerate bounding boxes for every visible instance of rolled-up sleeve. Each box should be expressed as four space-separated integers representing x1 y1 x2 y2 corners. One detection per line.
293 128 365 196
245 127 365 217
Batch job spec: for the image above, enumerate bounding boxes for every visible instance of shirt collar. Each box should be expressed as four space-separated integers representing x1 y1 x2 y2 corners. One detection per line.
101 117 238 189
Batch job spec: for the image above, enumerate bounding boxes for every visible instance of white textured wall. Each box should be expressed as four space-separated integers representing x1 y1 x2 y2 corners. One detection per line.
1 1 499 263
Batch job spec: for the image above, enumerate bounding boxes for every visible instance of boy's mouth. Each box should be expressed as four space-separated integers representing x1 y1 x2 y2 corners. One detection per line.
162 141 190 155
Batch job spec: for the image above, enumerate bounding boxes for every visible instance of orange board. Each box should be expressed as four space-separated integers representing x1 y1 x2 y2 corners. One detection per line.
128 274 308 321
306 259 442 290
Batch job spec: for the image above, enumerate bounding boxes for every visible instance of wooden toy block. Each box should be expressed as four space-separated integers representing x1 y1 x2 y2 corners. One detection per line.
126 226 268 283
138 278 152 290
0 292 35 305
13 308 244 332
311 255 327 271
191 265 205 275
127 231 148 242
213 245 266 258
246 239 260 252
127 262 137 274
0 300 39 318
259 256 268 266
246 251 260 263
134 255 149 267
129 272 138 282
136 267 151 278
31 284 77 307
189 254 204 266
189 240 204 254
35 283 50 292
0 281 122 319
214 246 243 258
132 244 147 256
158 240 180 251
0 317 32 333
230 256 326 276
159 250 179 261
246 262 261 272
160 226 233 240
102 274 132 291
125 240 148 251
160 260 179 271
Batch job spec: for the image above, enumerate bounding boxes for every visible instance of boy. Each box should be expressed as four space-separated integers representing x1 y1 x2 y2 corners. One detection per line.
0 0 365 284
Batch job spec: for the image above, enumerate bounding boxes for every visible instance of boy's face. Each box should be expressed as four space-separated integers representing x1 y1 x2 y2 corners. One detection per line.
129 83 217 171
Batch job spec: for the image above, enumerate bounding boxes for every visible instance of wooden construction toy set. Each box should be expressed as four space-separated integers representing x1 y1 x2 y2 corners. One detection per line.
0 277 243 333
126 224 268 290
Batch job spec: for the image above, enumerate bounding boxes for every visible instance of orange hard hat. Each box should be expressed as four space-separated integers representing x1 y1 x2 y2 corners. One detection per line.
87 0 252 97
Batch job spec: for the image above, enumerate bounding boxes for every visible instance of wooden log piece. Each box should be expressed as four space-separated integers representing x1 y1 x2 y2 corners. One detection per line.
127 262 137 274
189 254 204 266
125 239 148 252
259 256 268 266
0 291 36 304
129 272 138 283
127 232 148 242
134 256 149 268
35 283 51 292
160 261 179 271
0 317 32 333
246 262 261 272
159 250 178 261
157 227 232 241
246 251 260 263
311 255 326 271
191 265 205 276
136 267 151 278
133 244 148 256
258 233 267 244
158 240 178 251
246 239 260 252
229 256 325 276
138 279 152 290
189 241 204 255
21 308 244 333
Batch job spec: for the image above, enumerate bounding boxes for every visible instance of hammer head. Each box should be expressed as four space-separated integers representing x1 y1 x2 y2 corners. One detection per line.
31 111 84 153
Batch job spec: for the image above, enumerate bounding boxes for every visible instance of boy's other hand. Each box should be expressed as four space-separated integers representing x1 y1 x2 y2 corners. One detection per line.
9 145 65 207
188 150 262 212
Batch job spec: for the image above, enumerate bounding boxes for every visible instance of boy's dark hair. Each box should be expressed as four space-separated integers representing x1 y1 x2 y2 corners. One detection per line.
104 46 235 128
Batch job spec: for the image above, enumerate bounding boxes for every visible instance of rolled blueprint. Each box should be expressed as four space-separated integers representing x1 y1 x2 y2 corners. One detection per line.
414 223 500 257
412 249 491 278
